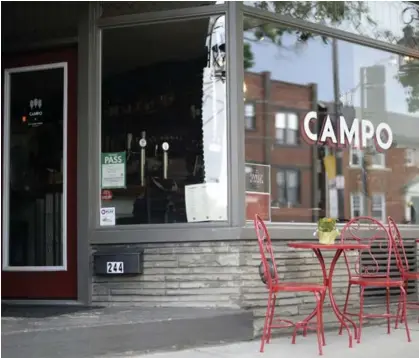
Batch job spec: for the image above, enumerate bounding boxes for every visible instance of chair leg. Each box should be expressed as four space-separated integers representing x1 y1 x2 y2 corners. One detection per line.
260 292 272 353
338 284 352 336
314 292 323 356
400 286 412 343
266 294 276 344
386 287 391 334
357 287 365 344
395 292 403 329
399 281 409 325
320 296 326 347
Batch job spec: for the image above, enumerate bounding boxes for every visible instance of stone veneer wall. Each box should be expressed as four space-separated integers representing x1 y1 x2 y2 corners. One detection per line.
417 241 419 298
92 240 419 335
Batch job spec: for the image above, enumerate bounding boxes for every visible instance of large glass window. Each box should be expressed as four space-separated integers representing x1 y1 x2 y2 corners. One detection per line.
100 16 228 226
243 15 419 224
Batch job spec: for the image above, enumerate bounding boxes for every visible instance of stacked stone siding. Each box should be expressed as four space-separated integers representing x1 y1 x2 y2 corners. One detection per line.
417 241 419 298
92 240 418 335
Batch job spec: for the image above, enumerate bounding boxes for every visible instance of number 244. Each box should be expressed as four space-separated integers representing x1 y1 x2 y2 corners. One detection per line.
107 262 123 273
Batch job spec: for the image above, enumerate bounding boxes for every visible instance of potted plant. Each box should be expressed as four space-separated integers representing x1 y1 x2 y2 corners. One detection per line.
316 217 339 245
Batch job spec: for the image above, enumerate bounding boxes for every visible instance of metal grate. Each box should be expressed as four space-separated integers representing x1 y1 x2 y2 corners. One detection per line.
362 239 417 302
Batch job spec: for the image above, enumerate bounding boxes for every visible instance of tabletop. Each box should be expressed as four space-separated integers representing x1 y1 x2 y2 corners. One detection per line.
288 242 370 250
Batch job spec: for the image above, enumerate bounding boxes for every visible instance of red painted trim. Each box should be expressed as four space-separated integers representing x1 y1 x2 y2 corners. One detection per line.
1 47 78 299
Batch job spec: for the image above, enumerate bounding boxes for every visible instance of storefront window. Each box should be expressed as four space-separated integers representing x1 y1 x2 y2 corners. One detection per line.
100 16 228 225
243 16 419 224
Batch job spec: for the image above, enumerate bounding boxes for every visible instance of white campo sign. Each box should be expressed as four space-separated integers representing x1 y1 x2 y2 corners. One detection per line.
302 111 393 151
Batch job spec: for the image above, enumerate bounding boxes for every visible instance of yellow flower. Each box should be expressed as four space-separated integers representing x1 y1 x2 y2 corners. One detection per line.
327 218 332 222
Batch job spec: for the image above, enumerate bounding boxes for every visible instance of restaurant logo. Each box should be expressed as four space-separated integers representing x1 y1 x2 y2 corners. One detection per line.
29 98 43 116
27 98 44 127
301 111 393 151
30 98 42 109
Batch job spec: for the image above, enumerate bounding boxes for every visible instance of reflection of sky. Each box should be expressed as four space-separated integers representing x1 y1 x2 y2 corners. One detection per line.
247 33 417 117
244 1 419 117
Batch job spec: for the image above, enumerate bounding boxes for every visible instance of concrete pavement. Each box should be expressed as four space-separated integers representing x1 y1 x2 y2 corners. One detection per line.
1 305 253 358
119 322 419 358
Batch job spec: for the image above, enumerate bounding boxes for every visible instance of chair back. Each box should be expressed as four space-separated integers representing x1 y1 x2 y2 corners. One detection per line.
340 216 392 279
254 214 279 289
387 216 410 276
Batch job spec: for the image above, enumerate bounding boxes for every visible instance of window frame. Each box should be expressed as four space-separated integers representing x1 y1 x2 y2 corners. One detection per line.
405 148 416 167
272 168 301 208
349 147 385 169
244 101 256 130
350 192 364 218
274 111 300 146
93 4 232 238
237 6 419 238
349 148 363 167
86 2 419 244
371 193 386 223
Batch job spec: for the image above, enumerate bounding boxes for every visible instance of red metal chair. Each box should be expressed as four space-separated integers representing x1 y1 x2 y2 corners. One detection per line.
338 216 411 343
387 216 419 327
254 214 326 355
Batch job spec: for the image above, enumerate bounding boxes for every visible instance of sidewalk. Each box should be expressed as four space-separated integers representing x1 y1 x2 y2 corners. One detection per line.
118 322 419 358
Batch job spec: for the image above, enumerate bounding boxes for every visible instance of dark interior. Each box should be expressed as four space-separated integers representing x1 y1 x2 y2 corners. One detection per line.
8 68 65 266
101 17 224 224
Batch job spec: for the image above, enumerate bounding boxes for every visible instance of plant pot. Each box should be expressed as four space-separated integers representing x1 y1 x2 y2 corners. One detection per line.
318 230 338 245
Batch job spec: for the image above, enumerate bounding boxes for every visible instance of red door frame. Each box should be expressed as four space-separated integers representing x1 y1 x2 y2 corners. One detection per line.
1 47 78 299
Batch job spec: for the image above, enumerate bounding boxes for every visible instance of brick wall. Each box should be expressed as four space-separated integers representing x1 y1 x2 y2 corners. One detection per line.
244 71 316 222
92 240 419 335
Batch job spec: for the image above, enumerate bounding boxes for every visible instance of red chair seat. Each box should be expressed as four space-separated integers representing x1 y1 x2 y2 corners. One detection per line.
349 277 404 287
273 282 326 293
403 271 419 280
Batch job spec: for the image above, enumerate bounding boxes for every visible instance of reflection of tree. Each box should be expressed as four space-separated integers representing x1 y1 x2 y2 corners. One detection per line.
397 25 419 113
244 43 255 70
244 1 375 70
398 60 419 113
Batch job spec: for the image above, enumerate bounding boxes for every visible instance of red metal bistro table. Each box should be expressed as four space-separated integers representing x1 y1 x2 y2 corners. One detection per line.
287 242 370 348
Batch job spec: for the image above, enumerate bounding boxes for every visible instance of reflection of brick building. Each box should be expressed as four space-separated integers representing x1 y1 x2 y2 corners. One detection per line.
245 71 419 223
244 71 318 222
343 148 419 223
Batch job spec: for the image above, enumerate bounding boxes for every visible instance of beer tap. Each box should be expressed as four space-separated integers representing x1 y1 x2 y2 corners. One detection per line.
162 142 169 179
139 131 147 187
126 133 133 161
